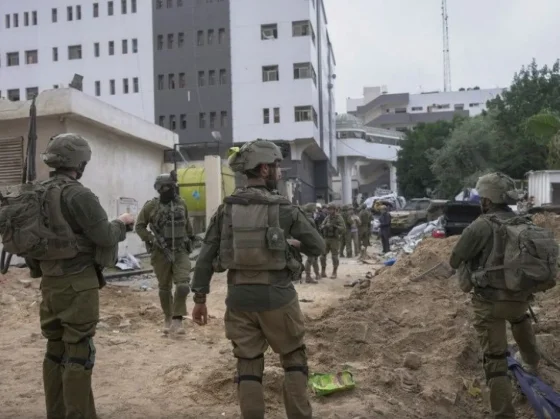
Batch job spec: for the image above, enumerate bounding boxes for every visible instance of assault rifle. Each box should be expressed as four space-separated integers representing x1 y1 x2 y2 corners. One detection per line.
150 226 175 263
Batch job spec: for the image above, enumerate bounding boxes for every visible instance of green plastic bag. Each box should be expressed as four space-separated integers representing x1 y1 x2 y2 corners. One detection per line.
308 371 356 396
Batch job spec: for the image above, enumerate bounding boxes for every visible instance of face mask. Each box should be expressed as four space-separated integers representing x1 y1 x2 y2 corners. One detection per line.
159 188 176 203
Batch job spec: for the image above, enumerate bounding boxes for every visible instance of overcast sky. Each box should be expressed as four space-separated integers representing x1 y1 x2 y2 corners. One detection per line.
323 0 560 112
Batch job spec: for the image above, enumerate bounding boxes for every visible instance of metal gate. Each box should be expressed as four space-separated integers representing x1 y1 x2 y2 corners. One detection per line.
0 136 24 187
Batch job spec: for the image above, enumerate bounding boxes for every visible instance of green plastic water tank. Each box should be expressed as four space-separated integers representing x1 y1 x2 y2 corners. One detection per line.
177 165 235 214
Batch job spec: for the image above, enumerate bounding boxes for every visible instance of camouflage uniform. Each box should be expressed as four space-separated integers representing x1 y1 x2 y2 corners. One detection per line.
449 173 540 419
302 203 320 283
320 204 346 278
191 140 325 419
358 204 373 256
37 134 130 418
136 174 194 335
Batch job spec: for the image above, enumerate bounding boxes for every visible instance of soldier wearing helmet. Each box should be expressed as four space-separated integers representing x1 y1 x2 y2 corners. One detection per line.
135 170 194 335
301 203 320 283
191 139 325 419
450 172 542 418
37 133 134 418
319 203 345 278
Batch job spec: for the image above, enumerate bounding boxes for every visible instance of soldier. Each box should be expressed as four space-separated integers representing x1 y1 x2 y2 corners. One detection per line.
349 207 361 256
190 140 325 419
302 203 320 283
135 173 195 335
320 203 345 278
358 204 373 257
36 134 133 418
450 173 548 419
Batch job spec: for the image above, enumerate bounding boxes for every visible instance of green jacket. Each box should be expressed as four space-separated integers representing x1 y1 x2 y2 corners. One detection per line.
135 196 194 244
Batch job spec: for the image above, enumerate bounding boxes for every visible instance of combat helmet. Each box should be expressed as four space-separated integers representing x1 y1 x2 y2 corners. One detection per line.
302 203 317 213
41 133 92 170
476 172 518 204
228 139 283 173
154 172 177 192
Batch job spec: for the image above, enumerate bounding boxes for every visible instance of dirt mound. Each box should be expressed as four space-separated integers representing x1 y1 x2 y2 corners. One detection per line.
533 211 560 238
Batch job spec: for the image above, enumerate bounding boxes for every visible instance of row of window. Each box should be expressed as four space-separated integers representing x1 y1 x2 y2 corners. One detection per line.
2 87 39 101
155 0 225 10
94 78 140 96
261 21 316 44
2 40 139 67
262 63 317 85
408 102 482 112
158 111 228 131
262 106 319 127
156 69 228 90
4 1 138 28
156 28 227 50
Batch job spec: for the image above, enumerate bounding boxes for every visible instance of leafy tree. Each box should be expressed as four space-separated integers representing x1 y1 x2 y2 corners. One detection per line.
395 120 459 198
526 111 560 169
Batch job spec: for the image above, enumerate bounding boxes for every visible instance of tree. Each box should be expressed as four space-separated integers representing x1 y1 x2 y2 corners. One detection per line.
395 120 458 198
430 114 501 198
526 111 560 169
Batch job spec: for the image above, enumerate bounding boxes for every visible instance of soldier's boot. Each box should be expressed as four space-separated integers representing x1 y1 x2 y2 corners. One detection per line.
330 266 338 279
43 340 66 418
514 351 540 376
163 316 172 334
170 318 186 335
305 274 318 284
159 288 173 334
62 339 97 419
320 267 327 278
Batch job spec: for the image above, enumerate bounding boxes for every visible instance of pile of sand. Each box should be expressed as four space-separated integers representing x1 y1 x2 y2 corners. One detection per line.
533 211 560 238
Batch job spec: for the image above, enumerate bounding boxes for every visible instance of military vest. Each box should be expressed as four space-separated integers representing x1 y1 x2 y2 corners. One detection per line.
150 198 188 241
321 215 338 238
218 187 290 285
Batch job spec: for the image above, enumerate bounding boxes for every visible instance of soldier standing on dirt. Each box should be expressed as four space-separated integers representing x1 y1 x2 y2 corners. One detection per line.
449 172 547 419
135 174 195 335
302 203 320 283
378 205 391 254
36 134 134 418
358 204 373 257
320 203 346 279
190 140 325 419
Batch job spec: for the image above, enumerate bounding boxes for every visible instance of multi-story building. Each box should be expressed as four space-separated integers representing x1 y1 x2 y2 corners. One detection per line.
0 0 336 203
347 86 505 131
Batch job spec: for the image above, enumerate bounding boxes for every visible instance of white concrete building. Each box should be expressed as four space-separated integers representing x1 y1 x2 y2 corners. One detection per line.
0 88 177 257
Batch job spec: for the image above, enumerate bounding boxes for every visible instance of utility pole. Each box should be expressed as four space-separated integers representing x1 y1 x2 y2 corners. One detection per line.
442 0 451 92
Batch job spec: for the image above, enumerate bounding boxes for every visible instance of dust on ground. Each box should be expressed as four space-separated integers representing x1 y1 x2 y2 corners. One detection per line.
2 238 560 418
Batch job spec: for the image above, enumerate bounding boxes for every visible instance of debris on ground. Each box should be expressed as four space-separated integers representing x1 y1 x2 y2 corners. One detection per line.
532 211 560 239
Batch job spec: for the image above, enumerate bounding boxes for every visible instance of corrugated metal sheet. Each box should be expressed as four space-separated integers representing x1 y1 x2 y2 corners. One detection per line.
0 136 24 187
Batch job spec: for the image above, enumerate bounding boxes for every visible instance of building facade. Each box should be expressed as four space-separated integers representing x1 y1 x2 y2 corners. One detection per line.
347 86 505 131
0 0 336 203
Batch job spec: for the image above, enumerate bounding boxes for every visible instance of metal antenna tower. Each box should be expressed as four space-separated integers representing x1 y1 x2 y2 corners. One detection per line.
441 0 451 92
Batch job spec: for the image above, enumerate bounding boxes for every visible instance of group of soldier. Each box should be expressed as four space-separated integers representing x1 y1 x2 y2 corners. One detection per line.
14 133 554 419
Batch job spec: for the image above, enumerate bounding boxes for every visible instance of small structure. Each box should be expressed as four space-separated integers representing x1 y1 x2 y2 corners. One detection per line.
527 170 560 207
0 88 177 258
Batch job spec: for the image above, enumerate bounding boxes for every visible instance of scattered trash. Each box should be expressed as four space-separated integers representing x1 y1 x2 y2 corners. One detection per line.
384 258 396 266
116 253 142 271
299 298 314 303
308 371 356 396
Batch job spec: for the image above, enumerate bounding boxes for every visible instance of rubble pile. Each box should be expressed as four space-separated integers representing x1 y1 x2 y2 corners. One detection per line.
533 211 560 239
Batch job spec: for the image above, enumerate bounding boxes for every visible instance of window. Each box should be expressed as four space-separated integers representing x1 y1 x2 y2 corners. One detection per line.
208 70 216 86
76 5 82 20
53 85 59 89
178 32 185 47
292 20 315 42
395 107 407 113
219 69 227 85
132 38 138 53
293 62 316 84
67 6 73 21
26 87 38 100
32 11 37 25
109 41 114 55
218 28 225 44
169 115 177 130
68 45 82 60
454 104 464 110
157 35 163 50
198 71 205 86
122 39 128 54
295 106 313 122
108 1 114 15
263 108 270 124
95 81 101 96
411 106 423 111
121 0 127 14
435 104 450 110
93 3 99 17
52 47 58 61
24 12 29 26
197 30 204 46
261 24 278 40
7 52 19 67
262 65 279 82
94 42 100 57
133 77 139 93
132 0 137 13
209 112 216 128
156 0 163 9
469 103 481 107
7 89 20 101
158 116 165 126
199 113 206 128
207 29 214 45
157 74 164 90
123 78 129 94
25 50 38 64
13 13 18 27
179 73 186 88
5 14 10 28
180 114 186 129
220 111 227 127
168 73 175 89
167 33 174 49
167 0 172 7
273 107 280 123
110 79 115 95
51 8 57 22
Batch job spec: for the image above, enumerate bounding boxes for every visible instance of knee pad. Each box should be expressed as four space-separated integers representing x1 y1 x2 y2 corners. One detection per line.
483 351 510 383
281 345 309 376
175 282 190 298
235 353 265 385
45 339 65 364
64 337 96 370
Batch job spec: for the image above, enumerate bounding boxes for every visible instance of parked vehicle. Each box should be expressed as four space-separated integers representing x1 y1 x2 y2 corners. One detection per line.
390 198 448 235
441 201 482 236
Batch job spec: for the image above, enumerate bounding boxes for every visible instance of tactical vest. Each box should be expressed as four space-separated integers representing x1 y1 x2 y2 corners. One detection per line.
322 215 338 238
218 188 290 285
151 198 187 241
